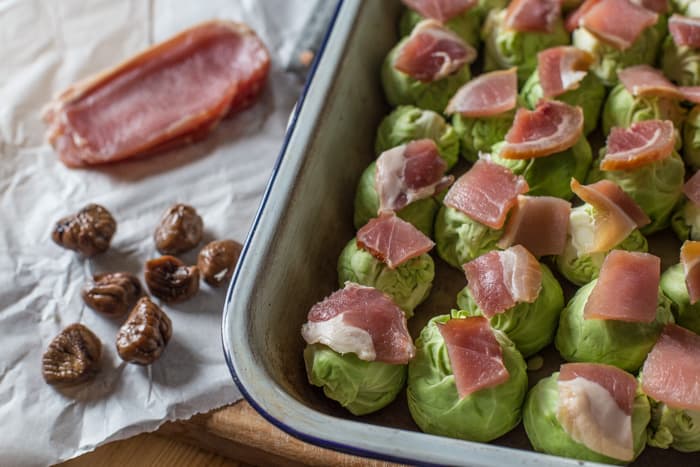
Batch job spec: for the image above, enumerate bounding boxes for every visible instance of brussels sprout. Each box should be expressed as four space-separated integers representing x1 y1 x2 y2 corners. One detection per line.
662 36 700 87
672 0 700 17
524 372 650 464
337 239 434 319
490 137 593 200
587 151 685 234
556 204 649 286
672 200 700 241
407 311 528 441
660 263 700 334
555 280 675 372
482 9 570 83
601 83 686 137
456 263 564 357
683 105 700 169
304 344 406 416
646 397 700 452
375 106 459 170
399 8 482 47
451 110 515 162
434 205 503 269
572 25 663 86
381 38 472 113
520 70 606 136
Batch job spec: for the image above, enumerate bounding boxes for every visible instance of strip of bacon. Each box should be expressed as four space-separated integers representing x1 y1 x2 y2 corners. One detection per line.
497 195 571 257
356 213 435 269
538 46 594 98
43 21 270 168
570 179 650 253
402 0 477 22
565 0 600 33
463 245 542 318
583 250 660 323
683 170 700 206
601 120 675 171
505 0 562 33
681 241 700 304
445 68 518 117
394 20 477 83
443 159 529 229
669 14 700 49
437 316 510 398
680 86 700 104
580 0 658 50
631 0 668 13
618 65 684 100
499 101 584 160
641 324 700 411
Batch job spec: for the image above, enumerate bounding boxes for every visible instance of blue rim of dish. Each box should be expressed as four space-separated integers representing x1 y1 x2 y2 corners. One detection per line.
219 2 437 465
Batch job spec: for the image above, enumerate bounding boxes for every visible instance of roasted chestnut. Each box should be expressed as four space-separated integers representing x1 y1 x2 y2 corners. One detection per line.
52 204 117 256
81 272 142 317
42 323 102 386
144 255 199 303
197 239 242 287
116 297 172 365
153 204 203 255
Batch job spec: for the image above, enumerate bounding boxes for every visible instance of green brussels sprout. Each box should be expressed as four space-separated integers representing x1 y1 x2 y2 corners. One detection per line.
482 10 570 83
555 280 675 372
407 311 528 441
434 205 503 269
303 344 406 416
375 106 459 170
381 38 472 113
601 83 686 137
490 136 593 200
660 263 700 334
451 110 515 162
587 151 685 234
337 239 434 319
556 204 649 286
672 0 700 17
399 8 482 47
572 25 663 86
683 105 700 169
524 372 650 464
456 263 564 357
520 70 606 135
672 200 700 241
662 36 700 87
646 397 700 452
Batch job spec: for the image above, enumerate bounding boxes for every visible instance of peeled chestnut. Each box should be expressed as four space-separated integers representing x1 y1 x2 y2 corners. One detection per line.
42 323 102 386
197 239 243 287
81 272 142 317
153 204 203 255
52 204 117 256
116 297 172 365
144 255 199 303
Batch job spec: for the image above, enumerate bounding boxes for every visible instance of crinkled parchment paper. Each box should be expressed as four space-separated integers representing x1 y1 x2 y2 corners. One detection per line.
0 0 316 464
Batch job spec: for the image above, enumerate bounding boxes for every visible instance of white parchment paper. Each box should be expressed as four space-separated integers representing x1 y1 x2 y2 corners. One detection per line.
0 0 317 464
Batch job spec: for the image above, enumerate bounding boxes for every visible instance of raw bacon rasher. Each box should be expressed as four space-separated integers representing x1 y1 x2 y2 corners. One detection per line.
43 21 270 167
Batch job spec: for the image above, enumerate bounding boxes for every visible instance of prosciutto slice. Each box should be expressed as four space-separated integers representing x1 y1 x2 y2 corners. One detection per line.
402 0 477 22
445 68 518 117
631 0 668 13
376 139 453 213
443 159 529 229
579 0 658 50
641 323 700 411
601 120 675 171
570 179 650 253
394 20 477 83
583 250 660 323
618 65 684 100
669 14 700 48
505 0 562 33
680 86 700 104
683 170 700 205
43 21 270 168
538 46 594 98
499 101 584 160
356 213 435 269
437 316 510 398
565 0 600 32
498 195 572 257
681 240 700 304
301 283 415 364
463 245 543 318
557 363 637 461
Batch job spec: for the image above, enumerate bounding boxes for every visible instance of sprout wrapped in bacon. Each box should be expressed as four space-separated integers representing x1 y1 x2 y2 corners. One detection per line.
407 313 527 442
662 15 700 87
683 105 700 169
399 0 485 47
660 264 700 334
